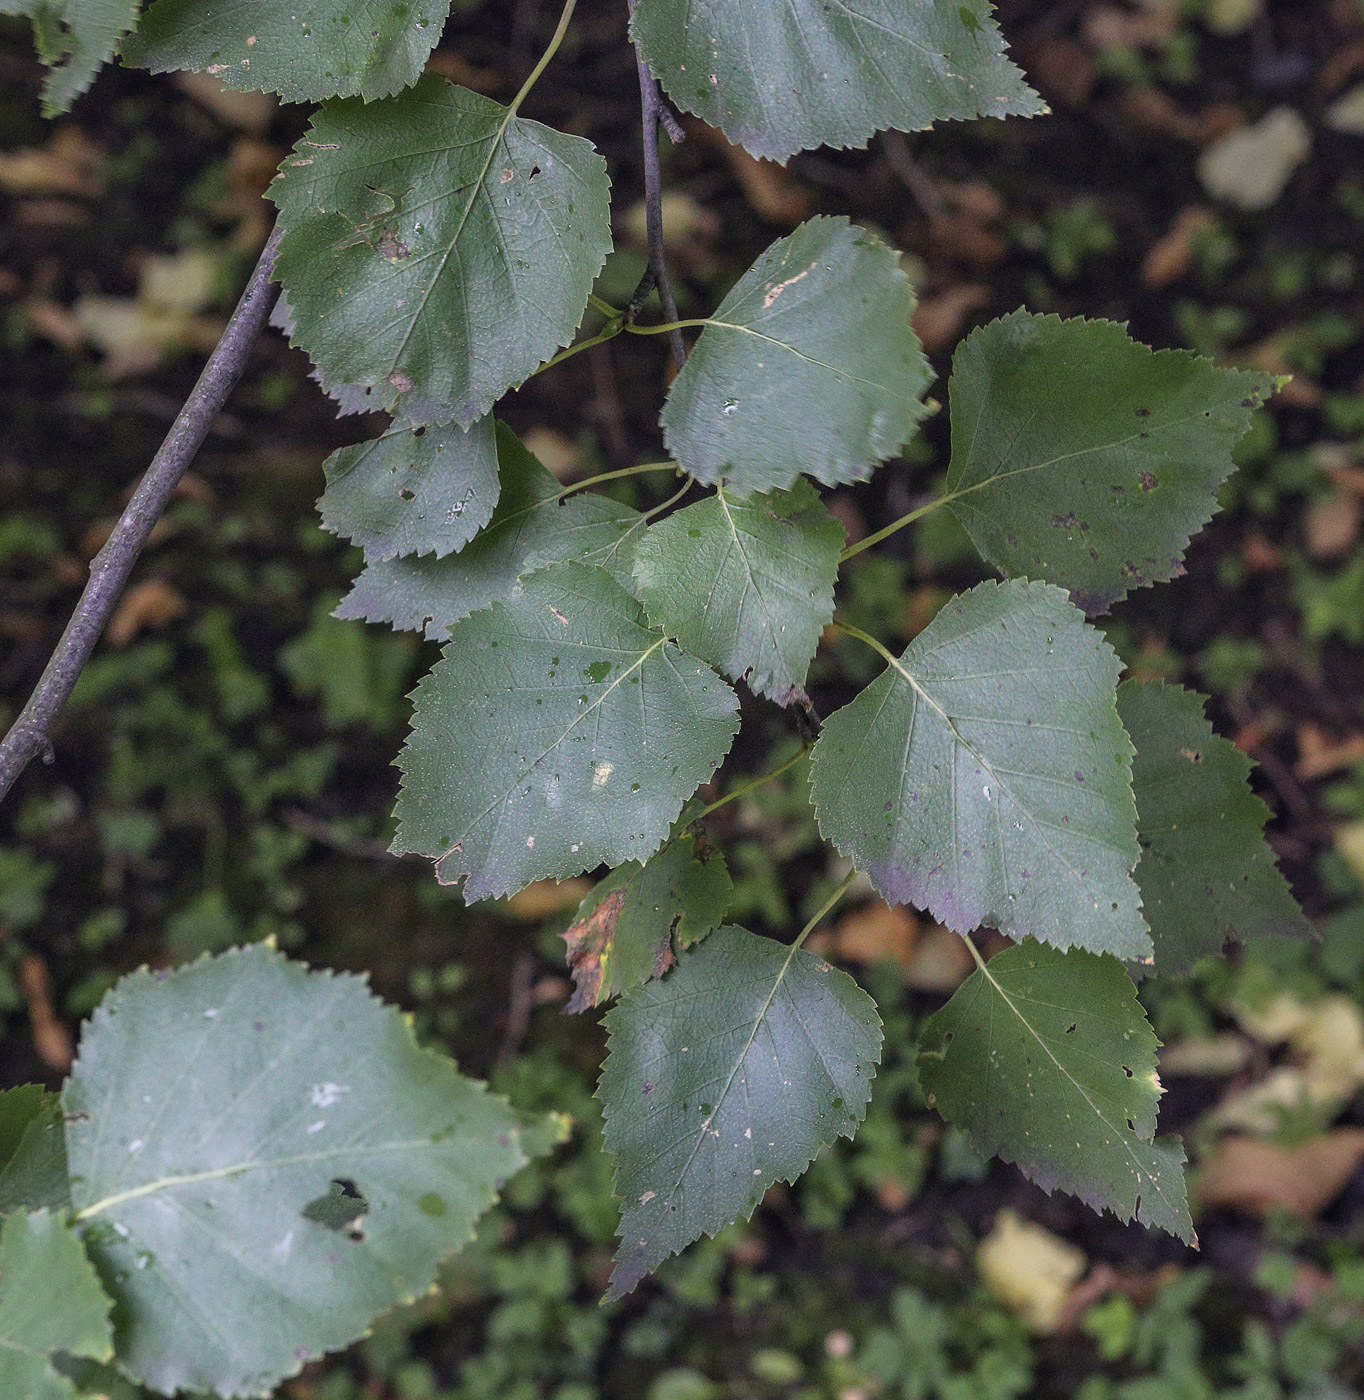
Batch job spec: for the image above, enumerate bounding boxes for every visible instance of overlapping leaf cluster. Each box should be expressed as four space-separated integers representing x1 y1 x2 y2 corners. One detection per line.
4 0 1316 1364
0 946 553 1398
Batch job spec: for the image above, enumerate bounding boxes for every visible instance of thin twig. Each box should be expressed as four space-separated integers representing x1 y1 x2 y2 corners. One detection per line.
627 0 687 370
0 227 283 804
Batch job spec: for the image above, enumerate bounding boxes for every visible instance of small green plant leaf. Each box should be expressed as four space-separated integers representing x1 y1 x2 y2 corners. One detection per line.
633 481 843 701
660 218 932 493
64 943 541 1399
0 0 139 115
0 1210 113 1399
393 562 740 901
124 0 453 102
917 940 1194 1242
945 312 1280 614
320 414 500 562
337 423 642 639
600 926 881 1299
0 1085 50 1174
811 579 1149 958
1118 680 1313 974
0 1093 68 1215
630 0 1043 163
271 74 612 426
562 833 732 1012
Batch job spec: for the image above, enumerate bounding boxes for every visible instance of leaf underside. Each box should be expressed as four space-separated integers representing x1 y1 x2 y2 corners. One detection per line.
393 561 740 902
124 0 454 102
64 944 535 1399
918 939 1194 1242
271 75 612 427
562 834 732 1012
320 413 500 562
600 927 882 1300
811 579 1149 958
1119 680 1313 975
661 217 932 493
337 423 643 640
632 480 844 701
630 0 1044 163
945 311 1279 614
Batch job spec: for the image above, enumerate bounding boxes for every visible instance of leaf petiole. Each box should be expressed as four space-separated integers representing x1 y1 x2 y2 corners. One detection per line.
696 745 810 820
551 461 679 503
508 0 581 116
793 869 858 951
839 494 948 562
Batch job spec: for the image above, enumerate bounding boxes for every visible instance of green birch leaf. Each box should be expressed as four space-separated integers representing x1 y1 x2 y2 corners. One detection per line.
0 1086 50 1175
600 926 882 1300
0 1095 68 1215
632 481 843 702
0 1210 113 1400
64 943 542 1399
811 579 1149 959
660 218 932 493
393 562 740 901
562 834 732 1012
1118 680 1313 975
271 74 612 426
124 0 453 103
320 414 499 562
336 423 643 640
1 0 140 115
945 312 1280 614
917 940 1194 1242
630 0 1043 164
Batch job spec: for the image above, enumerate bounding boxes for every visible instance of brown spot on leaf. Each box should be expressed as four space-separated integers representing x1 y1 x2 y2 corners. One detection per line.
1139 472 1158 491
561 888 630 1013
376 231 410 260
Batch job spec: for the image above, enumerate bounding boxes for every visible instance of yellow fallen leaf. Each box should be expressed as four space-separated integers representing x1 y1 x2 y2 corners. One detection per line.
977 1209 1086 1333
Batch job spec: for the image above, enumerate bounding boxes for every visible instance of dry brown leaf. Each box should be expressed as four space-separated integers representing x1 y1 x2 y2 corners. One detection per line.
903 924 974 993
978 1210 1087 1333
0 124 105 198
423 47 504 94
1084 0 1180 48
1240 529 1282 572
1119 88 1242 145
23 297 85 352
927 213 1007 270
833 901 919 967
81 516 175 559
1197 1130 1364 1219
1296 722 1364 780
107 579 188 647
1019 37 1097 107
173 71 277 133
20 954 72 1073
1304 491 1361 558
1143 206 1216 288
911 282 990 354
